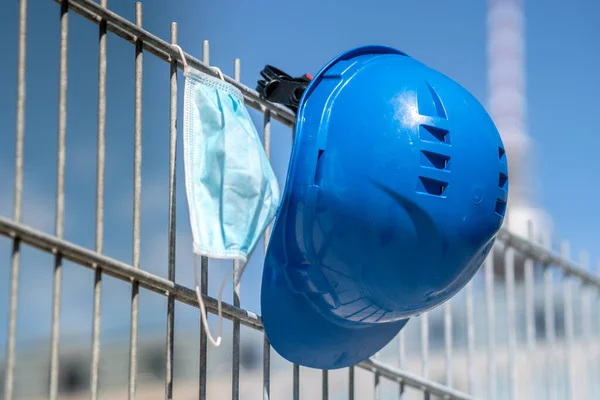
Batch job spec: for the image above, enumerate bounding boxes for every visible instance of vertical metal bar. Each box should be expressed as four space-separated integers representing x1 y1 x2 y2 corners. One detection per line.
287 64 299 393
5 0 27 398
398 331 406 398
233 58 241 82
595 261 600 399
374 370 381 400
465 281 475 395
505 247 517 400
263 336 270 400
322 370 329 400
232 57 242 400
262 109 272 250
485 255 496 400
580 250 590 400
562 241 574 400
348 366 355 400
49 1 68 398
262 109 272 400
90 0 107 397
198 39 210 400
444 300 453 388
202 40 210 65
165 20 178 400
293 364 300 400
543 262 555 400
420 313 429 400
596 261 600 399
374 352 381 400
524 221 536 400
129 4 142 399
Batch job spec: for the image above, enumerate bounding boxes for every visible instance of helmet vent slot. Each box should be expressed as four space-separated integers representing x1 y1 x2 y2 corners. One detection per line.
495 199 507 217
419 124 450 144
421 151 450 171
417 81 447 119
498 172 508 190
417 176 448 197
313 149 326 186
498 146 506 162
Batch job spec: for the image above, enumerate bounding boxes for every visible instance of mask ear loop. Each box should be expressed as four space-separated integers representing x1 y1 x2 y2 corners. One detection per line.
193 255 236 347
172 44 225 81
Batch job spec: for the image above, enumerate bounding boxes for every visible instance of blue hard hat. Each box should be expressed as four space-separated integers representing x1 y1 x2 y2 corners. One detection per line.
260 45 507 370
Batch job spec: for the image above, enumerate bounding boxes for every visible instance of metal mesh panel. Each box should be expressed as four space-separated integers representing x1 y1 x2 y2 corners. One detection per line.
1 1 597 399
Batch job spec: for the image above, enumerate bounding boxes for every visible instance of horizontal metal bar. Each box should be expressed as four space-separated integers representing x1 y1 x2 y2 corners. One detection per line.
0 216 263 331
496 229 600 287
0 216 471 399
53 0 296 128
359 359 474 400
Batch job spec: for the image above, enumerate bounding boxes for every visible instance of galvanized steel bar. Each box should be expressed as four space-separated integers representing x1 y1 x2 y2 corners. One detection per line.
374 352 381 400
0 216 262 326
374 369 381 400
234 57 241 81
596 261 600 398
293 364 300 400
444 300 453 388
263 337 271 400
562 241 574 400
398 331 406 398
420 313 429 400
348 366 355 400
53 0 296 127
262 110 273 248
129 4 143 399
199 260 209 400
5 0 27 398
198 39 210 400
505 247 517 400
465 281 475 395
359 358 474 400
524 222 536 400
485 256 496 400
49 1 69 398
580 250 590 400
0 216 473 399
262 110 271 400
543 263 555 400
322 370 329 400
540 229 555 400
496 229 600 287
90 0 107 397
165 19 178 400
232 57 242 400
12 1 27 241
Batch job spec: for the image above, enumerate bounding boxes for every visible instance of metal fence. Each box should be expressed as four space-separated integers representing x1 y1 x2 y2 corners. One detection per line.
1 0 598 399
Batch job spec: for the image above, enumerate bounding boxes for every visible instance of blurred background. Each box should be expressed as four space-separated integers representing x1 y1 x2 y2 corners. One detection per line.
0 0 599 399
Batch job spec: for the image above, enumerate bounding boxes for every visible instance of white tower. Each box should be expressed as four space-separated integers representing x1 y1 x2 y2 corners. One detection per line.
487 0 553 249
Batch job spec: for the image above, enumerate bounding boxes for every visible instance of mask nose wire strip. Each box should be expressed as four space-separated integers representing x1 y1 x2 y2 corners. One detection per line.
194 254 237 347
172 44 224 81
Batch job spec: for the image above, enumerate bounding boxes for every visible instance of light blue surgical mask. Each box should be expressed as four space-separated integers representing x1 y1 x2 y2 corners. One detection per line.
173 45 280 347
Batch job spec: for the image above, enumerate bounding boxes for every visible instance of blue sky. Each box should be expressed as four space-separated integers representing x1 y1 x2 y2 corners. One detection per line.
0 0 599 345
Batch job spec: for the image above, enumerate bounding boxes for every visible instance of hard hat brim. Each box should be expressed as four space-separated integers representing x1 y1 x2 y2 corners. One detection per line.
261 214 408 370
